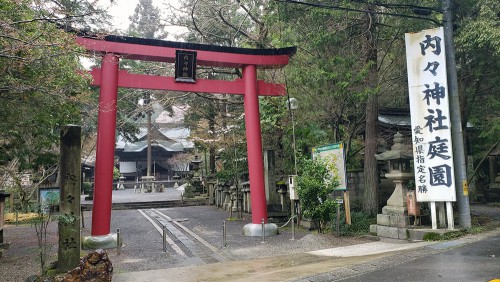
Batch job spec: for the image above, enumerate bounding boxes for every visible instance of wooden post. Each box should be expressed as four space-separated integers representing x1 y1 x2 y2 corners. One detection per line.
58 125 82 272
438 202 446 228
343 191 351 225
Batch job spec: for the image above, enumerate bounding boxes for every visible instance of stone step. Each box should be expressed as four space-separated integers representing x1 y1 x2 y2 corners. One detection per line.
81 198 208 211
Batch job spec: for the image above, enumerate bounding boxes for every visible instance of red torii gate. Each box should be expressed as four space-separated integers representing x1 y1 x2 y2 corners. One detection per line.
77 35 295 242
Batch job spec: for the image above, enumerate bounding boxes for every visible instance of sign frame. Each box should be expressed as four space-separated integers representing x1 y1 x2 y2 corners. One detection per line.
175 50 197 83
39 187 60 214
312 142 348 191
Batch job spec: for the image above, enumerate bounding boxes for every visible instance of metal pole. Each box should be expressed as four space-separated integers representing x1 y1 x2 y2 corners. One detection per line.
162 225 167 252
291 200 295 240
223 220 227 247
291 110 298 176
117 228 121 256
261 218 265 243
146 109 152 177
442 0 471 228
81 206 84 228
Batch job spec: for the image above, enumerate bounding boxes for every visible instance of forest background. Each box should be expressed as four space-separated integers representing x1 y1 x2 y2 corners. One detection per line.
0 0 498 215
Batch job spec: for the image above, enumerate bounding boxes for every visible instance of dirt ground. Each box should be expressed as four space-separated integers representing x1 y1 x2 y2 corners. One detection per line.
0 223 59 282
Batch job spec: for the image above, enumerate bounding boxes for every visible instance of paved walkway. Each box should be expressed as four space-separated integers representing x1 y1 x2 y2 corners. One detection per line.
78 190 500 281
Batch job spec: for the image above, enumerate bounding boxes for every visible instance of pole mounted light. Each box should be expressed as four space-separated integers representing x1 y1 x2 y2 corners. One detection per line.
287 97 299 175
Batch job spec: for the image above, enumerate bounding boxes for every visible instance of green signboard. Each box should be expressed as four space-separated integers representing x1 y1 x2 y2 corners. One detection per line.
312 142 347 190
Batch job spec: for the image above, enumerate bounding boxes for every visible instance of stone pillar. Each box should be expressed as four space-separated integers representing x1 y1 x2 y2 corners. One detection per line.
242 186 248 212
223 185 231 210
243 182 251 214
58 125 82 272
0 192 10 249
207 180 216 205
215 185 222 207
264 150 280 206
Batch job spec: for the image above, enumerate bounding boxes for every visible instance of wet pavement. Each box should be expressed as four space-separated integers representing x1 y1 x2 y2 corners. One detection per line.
79 189 500 281
1 188 498 281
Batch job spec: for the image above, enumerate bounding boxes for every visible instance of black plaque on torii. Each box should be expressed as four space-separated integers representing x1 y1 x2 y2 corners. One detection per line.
175 50 197 83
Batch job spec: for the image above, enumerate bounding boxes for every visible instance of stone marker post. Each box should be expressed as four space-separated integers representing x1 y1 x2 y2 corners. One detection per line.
264 150 280 206
58 125 82 272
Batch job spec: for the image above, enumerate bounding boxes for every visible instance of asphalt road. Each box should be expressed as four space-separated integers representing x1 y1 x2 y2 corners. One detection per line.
305 235 500 282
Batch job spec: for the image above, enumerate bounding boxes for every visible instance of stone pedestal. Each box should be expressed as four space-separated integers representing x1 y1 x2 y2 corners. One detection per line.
207 181 216 205
223 186 231 210
141 176 155 193
241 182 251 213
278 188 288 212
215 185 222 208
242 223 278 237
82 233 121 250
370 172 413 239
117 176 126 190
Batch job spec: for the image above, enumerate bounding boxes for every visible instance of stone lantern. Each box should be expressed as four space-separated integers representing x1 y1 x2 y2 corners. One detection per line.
191 155 202 172
371 132 414 239
190 155 203 194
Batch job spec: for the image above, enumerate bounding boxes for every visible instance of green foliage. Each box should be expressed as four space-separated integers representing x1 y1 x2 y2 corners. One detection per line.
0 0 94 214
422 232 441 241
128 0 167 39
423 228 485 241
113 167 121 180
454 0 500 160
296 158 338 233
334 210 376 236
57 213 77 226
82 182 93 194
31 207 53 276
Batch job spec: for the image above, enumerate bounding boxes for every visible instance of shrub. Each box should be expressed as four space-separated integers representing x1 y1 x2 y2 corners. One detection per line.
296 158 338 233
330 210 376 236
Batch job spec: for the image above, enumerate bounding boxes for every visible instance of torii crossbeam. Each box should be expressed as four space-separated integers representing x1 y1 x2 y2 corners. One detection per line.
77 34 296 242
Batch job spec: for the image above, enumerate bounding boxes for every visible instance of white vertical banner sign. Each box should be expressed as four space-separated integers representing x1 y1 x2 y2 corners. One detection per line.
405 27 456 202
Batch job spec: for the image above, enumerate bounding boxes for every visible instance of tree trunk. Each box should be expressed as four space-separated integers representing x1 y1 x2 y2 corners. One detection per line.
209 104 216 175
362 7 380 215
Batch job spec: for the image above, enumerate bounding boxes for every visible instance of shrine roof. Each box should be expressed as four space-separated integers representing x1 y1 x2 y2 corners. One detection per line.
116 127 194 153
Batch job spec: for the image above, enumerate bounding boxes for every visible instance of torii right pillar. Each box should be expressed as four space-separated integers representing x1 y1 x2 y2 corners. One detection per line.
242 65 277 236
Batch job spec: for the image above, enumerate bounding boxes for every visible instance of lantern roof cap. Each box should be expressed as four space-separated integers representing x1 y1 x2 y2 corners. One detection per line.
375 132 413 161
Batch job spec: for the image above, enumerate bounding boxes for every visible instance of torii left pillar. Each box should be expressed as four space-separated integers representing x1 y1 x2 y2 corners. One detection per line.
82 53 121 249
